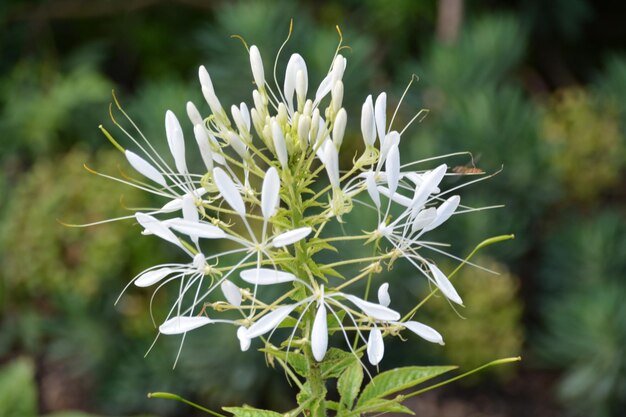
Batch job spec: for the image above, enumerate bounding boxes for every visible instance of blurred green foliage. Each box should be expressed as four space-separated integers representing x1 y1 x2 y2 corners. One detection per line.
542 88 624 202
1 0 625 416
537 212 626 417
0 357 154 417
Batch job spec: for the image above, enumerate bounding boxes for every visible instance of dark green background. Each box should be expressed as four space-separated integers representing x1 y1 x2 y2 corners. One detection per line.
1 1 625 416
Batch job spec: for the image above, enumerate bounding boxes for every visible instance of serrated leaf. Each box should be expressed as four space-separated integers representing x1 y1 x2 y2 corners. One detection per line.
325 401 339 411
353 398 415 415
306 262 329 283
338 360 363 410
223 406 283 417
357 366 456 407
321 348 361 379
259 347 308 377
319 265 344 279
296 382 311 406
306 238 338 254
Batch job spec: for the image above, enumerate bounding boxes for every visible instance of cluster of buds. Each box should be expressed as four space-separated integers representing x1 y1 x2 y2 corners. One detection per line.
99 35 484 368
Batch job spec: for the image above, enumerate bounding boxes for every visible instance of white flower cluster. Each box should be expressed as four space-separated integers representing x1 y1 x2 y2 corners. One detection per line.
106 41 476 366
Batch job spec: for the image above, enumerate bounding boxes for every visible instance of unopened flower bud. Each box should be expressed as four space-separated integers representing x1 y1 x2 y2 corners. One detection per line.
361 94 376 146
271 119 288 169
310 108 320 144
332 108 347 149
277 103 288 125
249 45 265 89
298 115 311 149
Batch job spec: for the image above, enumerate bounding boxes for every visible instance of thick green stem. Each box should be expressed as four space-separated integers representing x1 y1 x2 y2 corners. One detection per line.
287 160 327 417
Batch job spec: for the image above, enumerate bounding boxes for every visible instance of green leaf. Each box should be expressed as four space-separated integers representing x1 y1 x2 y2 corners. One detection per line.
223 406 283 417
337 360 363 410
259 347 308 377
352 398 415 415
318 265 344 279
357 366 456 407
325 401 339 411
296 382 311 407
321 348 361 379
0 358 37 417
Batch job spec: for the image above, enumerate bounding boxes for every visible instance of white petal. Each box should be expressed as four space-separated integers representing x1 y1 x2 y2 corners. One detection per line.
198 65 213 90
249 45 265 89
186 101 203 126
380 131 400 164
231 105 248 135
212 167 245 217
365 172 380 209
314 74 332 107
125 150 166 187
386 144 400 196
323 141 340 188
208 133 226 164
167 218 226 239
377 282 390 307
227 131 248 159
314 55 344 105
160 198 183 212
182 195 199 223
343 294 400 321
221 279 242 307
411 164 447 209
261 167 280 220
331 80 343 113
367 326 384 365
403 321 444 345
181 195 199 243
361 95 376 146
271 227 312 248
193 124 214 171
240 268 297 285
375 92 387 142
159 316 212 335
245 304 298 338
135 213 181 247
165 110 187 174
331 55 346 84
237 326 251 351
271 120 288 169
428 262 463 305
423 195 460 232
135 267 173 287
311 303 328 362
412 207 437 233
378 186 412 207
199 66 225 118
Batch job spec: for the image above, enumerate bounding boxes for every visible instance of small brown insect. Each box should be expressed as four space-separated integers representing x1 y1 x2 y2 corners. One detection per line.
452 166 484 174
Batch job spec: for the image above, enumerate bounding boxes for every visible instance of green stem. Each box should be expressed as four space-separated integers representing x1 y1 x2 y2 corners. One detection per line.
402 357 521 399
148 392 227 417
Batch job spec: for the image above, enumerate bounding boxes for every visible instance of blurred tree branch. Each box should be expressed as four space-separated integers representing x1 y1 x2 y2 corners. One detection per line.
436 0 464 44
7 0 215 21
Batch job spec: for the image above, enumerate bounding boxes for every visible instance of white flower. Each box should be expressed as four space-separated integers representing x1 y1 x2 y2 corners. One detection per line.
96 32 489 368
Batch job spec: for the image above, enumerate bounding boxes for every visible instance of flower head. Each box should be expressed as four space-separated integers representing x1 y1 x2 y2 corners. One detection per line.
96 28 492 369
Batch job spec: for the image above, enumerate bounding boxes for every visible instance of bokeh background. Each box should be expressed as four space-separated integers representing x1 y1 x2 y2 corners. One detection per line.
1 0 626 416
